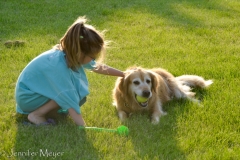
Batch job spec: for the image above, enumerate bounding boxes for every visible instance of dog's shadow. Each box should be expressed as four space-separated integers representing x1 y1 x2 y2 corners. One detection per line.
120 98 201 159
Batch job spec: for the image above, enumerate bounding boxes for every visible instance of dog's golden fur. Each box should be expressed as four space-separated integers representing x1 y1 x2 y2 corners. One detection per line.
113 67 213 124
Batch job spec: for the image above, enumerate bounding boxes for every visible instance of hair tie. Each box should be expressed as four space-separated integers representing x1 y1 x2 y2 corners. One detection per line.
80 23 84 39
80 22 84 28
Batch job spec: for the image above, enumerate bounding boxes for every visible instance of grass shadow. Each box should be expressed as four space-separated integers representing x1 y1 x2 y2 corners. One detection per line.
1 0 236 39
13 114 100 160
142 0 236 27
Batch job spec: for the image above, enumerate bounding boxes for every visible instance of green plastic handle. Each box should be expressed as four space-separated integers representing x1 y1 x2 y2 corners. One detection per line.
79 125 129 136
80 126 116 132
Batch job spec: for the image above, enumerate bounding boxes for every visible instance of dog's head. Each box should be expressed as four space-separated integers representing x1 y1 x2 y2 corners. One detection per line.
116 67 159 108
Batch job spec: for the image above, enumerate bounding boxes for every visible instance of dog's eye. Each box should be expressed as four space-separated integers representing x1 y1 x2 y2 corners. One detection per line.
146 79 151 84
133 81 140 85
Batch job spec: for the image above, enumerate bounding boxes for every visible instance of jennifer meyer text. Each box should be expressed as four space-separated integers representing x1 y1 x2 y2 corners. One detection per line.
0 148 64 159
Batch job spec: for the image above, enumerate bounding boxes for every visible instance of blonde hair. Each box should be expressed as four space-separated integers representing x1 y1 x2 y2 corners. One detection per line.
54 16 106 70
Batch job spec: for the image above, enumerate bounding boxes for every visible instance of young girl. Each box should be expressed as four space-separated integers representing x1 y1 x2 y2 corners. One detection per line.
15 16 124 126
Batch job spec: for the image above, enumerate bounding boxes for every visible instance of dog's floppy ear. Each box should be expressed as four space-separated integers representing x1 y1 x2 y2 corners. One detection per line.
147 70 159 93
115 71 131 96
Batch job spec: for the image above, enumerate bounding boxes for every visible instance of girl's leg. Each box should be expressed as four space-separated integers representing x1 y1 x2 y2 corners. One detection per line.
28 100 59 124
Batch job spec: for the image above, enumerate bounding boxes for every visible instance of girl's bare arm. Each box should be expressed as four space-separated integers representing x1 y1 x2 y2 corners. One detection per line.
92 65 124 77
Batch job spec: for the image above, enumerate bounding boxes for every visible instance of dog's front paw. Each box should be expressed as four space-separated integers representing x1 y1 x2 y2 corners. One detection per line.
161 111 167 116
151 111 167 124
151 117 159 125
118 111 128 122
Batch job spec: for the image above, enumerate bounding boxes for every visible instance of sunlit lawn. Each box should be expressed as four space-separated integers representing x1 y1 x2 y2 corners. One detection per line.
0 0 239 159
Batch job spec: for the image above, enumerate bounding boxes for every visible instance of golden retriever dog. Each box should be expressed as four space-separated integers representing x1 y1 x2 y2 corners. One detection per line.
113 67 213 124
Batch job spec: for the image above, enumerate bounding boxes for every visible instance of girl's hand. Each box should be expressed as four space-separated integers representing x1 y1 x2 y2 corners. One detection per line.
68 108 86 126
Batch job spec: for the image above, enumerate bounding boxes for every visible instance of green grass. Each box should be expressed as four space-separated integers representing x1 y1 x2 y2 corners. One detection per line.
0 0 239 159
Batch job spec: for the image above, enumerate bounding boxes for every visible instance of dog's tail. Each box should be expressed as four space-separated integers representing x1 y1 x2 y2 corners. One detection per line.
175 75 213 88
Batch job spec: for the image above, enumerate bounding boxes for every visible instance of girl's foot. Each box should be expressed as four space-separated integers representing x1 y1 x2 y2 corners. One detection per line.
28 113 47 125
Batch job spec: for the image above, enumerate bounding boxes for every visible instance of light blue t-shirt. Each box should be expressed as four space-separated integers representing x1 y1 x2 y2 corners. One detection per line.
15 49 96 114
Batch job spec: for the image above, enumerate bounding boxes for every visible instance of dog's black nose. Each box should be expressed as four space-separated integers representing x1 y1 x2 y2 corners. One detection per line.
142 90 150 98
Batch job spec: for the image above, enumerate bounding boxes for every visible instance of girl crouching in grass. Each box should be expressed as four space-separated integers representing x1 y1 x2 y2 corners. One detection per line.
15 16 123 126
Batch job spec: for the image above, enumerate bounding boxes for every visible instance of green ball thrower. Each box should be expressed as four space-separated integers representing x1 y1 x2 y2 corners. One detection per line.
79 125 129 136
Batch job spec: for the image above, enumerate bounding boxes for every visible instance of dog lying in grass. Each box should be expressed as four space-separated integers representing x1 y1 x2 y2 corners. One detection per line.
113 67 213 124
